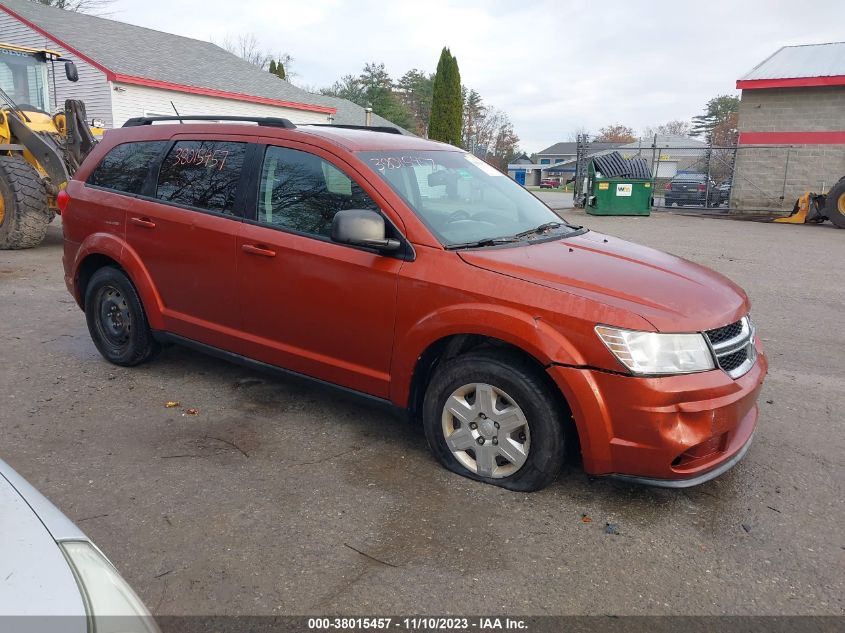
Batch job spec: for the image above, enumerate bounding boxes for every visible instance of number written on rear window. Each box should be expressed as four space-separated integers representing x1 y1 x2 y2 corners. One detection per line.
87 141 167 194
156 140 246 215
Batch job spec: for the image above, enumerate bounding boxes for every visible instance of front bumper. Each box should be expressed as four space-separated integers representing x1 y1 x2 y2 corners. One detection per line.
547 342 767 485
609 430 755 487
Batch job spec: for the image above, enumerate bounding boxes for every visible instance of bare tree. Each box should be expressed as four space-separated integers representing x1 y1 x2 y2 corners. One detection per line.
642 119 691 138
33 0 114 13
567 126 591 142
219 33 271 69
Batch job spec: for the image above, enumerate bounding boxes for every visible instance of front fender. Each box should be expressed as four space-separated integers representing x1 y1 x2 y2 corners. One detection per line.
389 302 587 407
72 233 165 330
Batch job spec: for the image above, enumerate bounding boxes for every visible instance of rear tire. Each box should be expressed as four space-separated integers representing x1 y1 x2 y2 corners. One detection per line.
825 177 845 229
422 350 566 491
84 266 158 366
0 155 51 249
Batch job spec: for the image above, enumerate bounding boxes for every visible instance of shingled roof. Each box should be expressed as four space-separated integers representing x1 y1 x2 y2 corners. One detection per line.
537 141 622 156
0 0 411 132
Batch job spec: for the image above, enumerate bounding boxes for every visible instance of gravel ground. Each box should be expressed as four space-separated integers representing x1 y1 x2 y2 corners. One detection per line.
0 211 842 616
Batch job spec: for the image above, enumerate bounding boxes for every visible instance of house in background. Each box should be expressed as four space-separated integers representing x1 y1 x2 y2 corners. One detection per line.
535 141 622 166
0 0 405 131
510 136 707 186
506 153 534 185
508 140 623 186
732 42 845 210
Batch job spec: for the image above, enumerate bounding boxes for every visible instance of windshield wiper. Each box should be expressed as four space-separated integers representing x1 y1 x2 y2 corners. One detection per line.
445 236 521 250
513 221 564 239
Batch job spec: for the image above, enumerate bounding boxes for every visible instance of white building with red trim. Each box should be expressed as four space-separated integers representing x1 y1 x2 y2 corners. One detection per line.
732 42 845 210
0 0 404 131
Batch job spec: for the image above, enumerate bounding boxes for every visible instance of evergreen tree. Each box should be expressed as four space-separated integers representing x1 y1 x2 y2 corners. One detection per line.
429 47 462 145
691 95 739 142
269 59 277 75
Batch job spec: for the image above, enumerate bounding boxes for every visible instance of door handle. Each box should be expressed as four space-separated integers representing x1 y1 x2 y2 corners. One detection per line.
241 243 276 258
129 217 156 229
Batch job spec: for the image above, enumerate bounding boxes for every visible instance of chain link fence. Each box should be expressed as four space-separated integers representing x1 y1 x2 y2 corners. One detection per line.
571 137 837 213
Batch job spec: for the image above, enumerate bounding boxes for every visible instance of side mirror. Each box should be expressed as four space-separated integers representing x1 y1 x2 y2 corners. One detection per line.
331 209 401 252
65 61 79 82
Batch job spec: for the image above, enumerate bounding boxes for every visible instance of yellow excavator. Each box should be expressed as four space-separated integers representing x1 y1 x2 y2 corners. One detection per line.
0 43 101 249
776 178 845 228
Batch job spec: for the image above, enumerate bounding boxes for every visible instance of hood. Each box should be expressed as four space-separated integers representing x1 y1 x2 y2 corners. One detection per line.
458 231 748 332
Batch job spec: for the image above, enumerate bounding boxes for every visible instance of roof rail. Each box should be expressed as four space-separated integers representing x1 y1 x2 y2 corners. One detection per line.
305 124 403 135
122 115 296 129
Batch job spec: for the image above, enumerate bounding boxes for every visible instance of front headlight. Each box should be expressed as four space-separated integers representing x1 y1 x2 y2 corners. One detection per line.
595 325 715 375
59 541 160 633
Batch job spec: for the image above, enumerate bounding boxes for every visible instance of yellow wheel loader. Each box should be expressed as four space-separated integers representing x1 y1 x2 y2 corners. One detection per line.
776 177 845 228
0 43 100 249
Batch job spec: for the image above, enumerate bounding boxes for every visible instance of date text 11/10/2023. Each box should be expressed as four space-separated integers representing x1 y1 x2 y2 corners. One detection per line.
307 617 529 631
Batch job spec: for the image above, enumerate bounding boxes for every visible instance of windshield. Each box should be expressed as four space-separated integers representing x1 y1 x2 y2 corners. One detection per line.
0 49 48 112
358 150 579 246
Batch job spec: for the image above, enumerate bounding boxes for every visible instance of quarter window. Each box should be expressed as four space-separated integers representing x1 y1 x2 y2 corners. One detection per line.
87 141 167 194
257 146 379 237
156 140 246 214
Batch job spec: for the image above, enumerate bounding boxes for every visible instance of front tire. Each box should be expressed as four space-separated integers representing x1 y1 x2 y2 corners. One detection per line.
422 350 566 491
84 266 158 366
0 155 51 250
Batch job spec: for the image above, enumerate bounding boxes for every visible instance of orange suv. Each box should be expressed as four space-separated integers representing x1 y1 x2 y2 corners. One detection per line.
60 116 767 491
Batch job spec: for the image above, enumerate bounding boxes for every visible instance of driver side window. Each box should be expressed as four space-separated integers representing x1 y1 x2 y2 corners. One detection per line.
257 146 379 238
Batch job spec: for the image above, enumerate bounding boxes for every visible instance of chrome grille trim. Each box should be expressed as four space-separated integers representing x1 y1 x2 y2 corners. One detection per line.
704 316 756 379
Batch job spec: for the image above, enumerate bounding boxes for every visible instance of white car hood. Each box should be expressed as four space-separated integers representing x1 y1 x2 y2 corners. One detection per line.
0 464 87 629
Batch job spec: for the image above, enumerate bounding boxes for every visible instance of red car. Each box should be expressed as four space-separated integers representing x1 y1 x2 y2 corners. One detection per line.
539 179 558 189
60 116 766 491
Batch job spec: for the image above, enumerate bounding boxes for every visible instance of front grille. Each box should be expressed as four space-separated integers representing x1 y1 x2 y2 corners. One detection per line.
718 348 748 372
705 321 743 345
704 317 756 378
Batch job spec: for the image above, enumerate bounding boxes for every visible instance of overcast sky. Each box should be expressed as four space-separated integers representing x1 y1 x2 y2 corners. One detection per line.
109 0 845 153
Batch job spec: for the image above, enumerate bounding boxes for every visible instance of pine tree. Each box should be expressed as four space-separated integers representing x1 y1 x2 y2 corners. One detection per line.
269 59 277 75
691 95 739 143
429 47 462 145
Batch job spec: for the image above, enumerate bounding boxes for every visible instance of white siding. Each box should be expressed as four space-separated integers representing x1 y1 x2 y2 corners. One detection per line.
0 11 113 125
111 83 331 128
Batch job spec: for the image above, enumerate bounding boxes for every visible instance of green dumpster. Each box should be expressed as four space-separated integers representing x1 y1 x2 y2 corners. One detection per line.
586 153 652 216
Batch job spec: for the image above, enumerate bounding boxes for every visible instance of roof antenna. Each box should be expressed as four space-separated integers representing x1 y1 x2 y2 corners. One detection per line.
170 101 183 123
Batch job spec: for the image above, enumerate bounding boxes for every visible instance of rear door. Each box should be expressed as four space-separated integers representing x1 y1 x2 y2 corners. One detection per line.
125 134 255 351
235 140 406 398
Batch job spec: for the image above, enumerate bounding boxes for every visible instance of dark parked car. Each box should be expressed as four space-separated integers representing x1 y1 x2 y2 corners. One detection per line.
717 180 732 206
664 174 720 207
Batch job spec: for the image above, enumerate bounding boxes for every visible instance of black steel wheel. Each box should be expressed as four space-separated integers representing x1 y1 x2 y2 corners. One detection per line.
84 266 158 366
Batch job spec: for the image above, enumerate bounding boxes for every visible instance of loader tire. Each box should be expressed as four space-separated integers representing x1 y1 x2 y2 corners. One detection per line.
825 177 845 229
0 155 51 249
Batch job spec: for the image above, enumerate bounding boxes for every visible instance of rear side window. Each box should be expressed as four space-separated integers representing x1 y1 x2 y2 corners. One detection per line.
155 140 247 215
87 141 166 194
